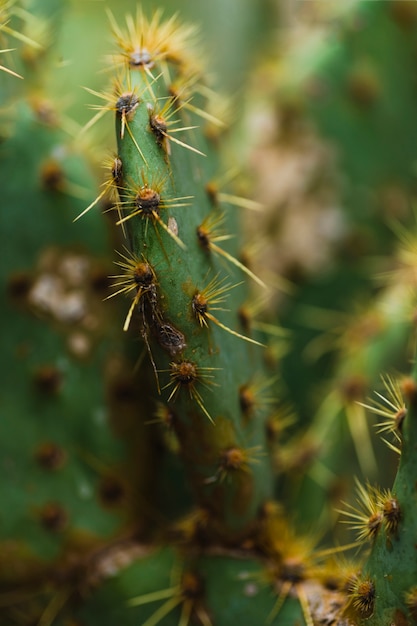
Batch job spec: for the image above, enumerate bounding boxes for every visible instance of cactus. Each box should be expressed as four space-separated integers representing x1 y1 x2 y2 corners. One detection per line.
3 1 417 625
97 8 277 543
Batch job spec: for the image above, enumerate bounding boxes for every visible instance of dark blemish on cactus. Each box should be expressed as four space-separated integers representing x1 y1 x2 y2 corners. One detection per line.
205 181 218 206
391 0 417 28
33 365 63 394
40 160 65 192
152 319 186 356
109 377 137 404
281 558 305 584
402 377 417 405
392 610 410 626
340 375 367 403
39 502 68 533
7 271 33 300
90 265 112 294
347 67 380 108
196 224 210 250
99 476 126 507
35 442 66 470
237 307 251 333
181 571 204 601
239 384 254 415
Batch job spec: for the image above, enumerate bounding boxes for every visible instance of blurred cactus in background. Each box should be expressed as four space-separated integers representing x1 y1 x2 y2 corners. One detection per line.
2 0 417 624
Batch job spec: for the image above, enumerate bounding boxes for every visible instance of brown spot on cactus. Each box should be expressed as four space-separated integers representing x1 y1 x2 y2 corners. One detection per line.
33 365 63 395
281 557 306 584
205 181 219 206
402 377 417 403
181 571 204 601
35 442 66 470
239 384 255 416
89 265 112 294
237 306 251 333
40 160 65 192
39 503 68 533
340 375 367 403
347 64 380 108
152 319 186 356
109 376 137 404
99 476 126 508
7 271 33 300
390 0 417 28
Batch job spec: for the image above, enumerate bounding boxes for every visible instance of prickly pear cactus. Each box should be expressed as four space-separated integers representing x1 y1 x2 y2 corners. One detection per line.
4 1 417 625
92 8 277 542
